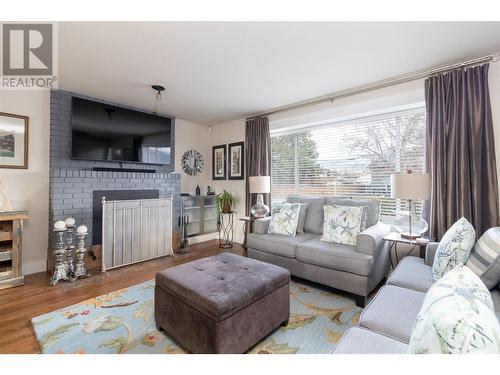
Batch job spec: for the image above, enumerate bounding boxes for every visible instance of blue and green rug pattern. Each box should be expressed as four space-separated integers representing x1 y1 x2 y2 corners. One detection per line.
31 280 361 354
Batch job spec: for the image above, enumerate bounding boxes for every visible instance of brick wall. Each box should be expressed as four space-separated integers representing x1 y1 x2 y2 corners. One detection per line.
49 90 180 247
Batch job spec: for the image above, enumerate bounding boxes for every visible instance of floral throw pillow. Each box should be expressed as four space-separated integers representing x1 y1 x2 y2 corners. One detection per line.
409 266 500 354
432 217 476 280
321 205 363 245
267 203 301 237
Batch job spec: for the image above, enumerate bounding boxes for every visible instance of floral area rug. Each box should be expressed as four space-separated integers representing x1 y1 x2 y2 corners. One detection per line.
31 279 362 354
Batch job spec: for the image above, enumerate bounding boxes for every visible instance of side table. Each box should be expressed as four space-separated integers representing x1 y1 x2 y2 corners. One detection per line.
218 211 234 249
239 216 256 256
383 232 430 270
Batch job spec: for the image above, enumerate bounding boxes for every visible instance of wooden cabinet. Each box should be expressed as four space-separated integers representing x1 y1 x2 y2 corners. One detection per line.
0 210 28 290
182 196 218 237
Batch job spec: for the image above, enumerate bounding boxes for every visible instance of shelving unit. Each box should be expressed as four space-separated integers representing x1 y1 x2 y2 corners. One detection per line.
181 196 218 237
0 210 28 290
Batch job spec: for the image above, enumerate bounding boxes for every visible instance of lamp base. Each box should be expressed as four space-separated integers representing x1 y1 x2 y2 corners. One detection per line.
394 199 429 241
250 193 270 218
400 232 421 240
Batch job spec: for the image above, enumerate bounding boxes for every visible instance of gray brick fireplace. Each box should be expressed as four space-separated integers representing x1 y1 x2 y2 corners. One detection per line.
48 90 181 248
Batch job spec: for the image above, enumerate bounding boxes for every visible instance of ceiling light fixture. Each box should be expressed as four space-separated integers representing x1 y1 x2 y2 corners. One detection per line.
152 85 165 100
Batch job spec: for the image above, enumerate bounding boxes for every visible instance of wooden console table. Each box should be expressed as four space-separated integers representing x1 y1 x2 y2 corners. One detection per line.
0 210 28 290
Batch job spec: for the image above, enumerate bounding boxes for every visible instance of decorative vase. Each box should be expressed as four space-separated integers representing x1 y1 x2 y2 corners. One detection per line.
250 193 269 218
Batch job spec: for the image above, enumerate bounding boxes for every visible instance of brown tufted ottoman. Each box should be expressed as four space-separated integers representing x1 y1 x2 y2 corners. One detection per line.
154 252 290 353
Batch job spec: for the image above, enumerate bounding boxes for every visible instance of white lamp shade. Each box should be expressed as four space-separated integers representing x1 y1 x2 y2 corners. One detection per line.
249 176 271 194
391 172 430 200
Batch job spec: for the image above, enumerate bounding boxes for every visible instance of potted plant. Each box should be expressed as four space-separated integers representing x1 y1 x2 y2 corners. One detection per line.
216 190 237 215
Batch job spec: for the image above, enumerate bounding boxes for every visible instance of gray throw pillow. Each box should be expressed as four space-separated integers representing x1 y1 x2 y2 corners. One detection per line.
465 227 500 289
286 197 326 234
296 203 309 234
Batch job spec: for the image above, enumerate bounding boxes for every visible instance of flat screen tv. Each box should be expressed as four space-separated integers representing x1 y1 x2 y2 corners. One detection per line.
71 97 172 165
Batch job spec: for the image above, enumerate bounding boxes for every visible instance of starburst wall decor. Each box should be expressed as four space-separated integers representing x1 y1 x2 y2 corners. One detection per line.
181 149 204 176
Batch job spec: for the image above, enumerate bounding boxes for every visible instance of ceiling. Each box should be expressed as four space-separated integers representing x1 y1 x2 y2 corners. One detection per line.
58 22 500 125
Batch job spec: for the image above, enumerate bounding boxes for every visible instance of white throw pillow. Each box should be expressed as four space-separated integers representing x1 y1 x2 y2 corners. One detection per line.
409 266 500 354
267 203 301 237
432 217 476 280
321 204 363 245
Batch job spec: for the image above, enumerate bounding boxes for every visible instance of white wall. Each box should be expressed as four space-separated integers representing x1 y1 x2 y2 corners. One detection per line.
0 90 50 275
210 119 246 243
174 119 212 195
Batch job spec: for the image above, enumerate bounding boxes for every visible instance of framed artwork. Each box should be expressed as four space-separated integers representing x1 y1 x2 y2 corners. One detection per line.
0 112 29 169
228 142 244 180
212 144 226 180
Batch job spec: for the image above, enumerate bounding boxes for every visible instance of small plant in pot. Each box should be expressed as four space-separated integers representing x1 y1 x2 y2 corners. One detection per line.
216 190 237 215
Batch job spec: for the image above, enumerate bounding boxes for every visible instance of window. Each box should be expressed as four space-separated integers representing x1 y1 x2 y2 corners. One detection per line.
271 108 426 222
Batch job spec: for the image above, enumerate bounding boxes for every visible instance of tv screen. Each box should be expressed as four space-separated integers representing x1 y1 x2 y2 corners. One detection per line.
71 97 172 165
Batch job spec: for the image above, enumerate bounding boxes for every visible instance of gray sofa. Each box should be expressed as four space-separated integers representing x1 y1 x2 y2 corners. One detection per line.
333 243 500 354
247 197 391 307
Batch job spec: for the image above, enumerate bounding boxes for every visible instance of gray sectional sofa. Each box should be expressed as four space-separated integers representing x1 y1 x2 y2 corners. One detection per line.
247 197 391 307
333 243 500 353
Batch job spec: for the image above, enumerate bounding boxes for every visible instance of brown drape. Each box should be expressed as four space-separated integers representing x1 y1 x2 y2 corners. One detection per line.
425 63 499 240
245 116 271 215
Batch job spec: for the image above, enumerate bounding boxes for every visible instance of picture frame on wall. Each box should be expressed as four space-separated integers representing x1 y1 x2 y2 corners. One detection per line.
212 144 226 180
0 112 29 169
228 142 244 180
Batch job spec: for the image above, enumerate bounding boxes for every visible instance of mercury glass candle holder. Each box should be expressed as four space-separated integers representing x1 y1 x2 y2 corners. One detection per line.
74 226 89 279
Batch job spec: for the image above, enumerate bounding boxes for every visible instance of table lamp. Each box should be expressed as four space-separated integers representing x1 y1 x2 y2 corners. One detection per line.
249 176 270 218
390 170 430 240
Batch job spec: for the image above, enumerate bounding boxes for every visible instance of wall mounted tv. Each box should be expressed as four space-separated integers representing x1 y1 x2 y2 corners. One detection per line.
71 97 172 165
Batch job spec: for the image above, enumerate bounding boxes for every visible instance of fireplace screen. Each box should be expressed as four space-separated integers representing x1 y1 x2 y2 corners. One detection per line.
101 196 173 271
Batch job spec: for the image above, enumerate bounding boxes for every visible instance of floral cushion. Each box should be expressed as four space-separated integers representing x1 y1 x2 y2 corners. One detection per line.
432 217 476 280
267 203 301 237
320 205 363 245
409 266 500 354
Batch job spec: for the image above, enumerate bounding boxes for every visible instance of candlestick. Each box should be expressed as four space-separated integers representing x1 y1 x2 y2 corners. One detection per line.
65 223 76 280
74 232 89 279
50 229 68 286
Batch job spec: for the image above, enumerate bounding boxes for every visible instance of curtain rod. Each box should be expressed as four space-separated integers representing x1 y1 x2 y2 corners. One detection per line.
245 53 499 120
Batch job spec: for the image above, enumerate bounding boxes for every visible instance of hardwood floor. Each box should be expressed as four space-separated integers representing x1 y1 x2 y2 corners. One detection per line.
0 240 243 354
